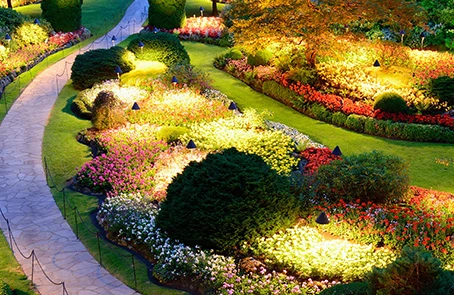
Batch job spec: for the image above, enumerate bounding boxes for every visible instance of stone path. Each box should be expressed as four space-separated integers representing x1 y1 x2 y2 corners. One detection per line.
0 0 148 294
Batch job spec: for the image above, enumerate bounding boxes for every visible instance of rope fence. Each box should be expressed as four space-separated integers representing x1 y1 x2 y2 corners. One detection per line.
0 207 69 295
43 157 142 289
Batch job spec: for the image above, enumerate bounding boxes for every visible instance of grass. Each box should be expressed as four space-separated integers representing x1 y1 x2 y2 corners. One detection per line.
43 84 188 295
182 41 454 193
0 230 38 295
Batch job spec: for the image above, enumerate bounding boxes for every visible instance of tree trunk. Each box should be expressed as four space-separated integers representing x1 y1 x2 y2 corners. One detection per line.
7 0 12 8
212 0 218 16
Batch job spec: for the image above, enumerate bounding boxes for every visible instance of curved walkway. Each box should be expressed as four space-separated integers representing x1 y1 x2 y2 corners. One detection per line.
0 0 148 294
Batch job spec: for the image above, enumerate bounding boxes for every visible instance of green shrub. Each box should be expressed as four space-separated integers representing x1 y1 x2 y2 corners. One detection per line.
345 114 367 132
428 76 454 107
262 80 300 107
225 47 243 60
331 111 348 127
70 95 92 120
71 46 136 90
71 80 148 119
156 148 300 253
91 90 127 130
374 92 410 114
160 64 210 91
148 0 186 29
369 246 454 295
315 150 410 204
13 22 48 48
41 0 82 32
247 49 273 66
156 126 189 144
0 281 12 295
127 32 189 66
308 104 332 122
286 66 318 85
180 109 299 175
319 282 369 295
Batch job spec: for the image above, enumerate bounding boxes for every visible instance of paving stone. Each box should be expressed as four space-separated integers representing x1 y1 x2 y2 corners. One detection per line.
0 0 147 294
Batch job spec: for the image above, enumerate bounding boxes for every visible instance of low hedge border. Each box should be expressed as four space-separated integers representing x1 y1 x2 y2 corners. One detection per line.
261 79 454 143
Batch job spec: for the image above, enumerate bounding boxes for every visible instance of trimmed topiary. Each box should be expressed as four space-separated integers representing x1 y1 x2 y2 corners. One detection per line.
127 32 189 66
428 76 454 107
156 148 300 253
247 49 273 66
41 0 81 32
315 150 410 204
368 246 454 295
91 90 127 130
148 0 186 29
225 47 243 60
374 92 410 114
71 46 136 90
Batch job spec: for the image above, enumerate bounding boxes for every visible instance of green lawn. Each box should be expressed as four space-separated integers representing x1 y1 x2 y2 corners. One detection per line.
0 230 38 295
182 41 454 193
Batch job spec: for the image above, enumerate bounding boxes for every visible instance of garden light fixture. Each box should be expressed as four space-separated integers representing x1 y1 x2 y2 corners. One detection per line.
400 29 405 44
420 31 426 49
186 140 196 149
332 146 342 156
315 211 330 224
132 102 140 110
115 66 122 79
138 41 144 53
200 6 204 17
373 60 380 67
111 35 117 46
34 18 40 25
228 101 237 111
5 33 11 44
171 76 178 86
153 27 159 34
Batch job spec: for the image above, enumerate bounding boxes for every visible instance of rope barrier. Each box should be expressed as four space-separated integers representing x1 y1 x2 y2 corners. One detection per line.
0 207 68 295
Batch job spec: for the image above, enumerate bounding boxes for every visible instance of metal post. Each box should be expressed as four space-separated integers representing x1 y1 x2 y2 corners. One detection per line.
31 250 35 284
132 255 137 288
97 233 103 266
74 207 78 238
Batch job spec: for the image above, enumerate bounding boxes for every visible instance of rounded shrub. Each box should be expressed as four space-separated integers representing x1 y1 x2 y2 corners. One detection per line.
368 246 454 295
374 92 410 114
315 150 410 204
156 126 189 144
225 47 243 60
428 76 454 107
247 49 273 66
41 0 82 32
91 90 127 130
127 32 189 66
70 95 92 120
148 0 186 29
71 46 136 90
156 148 300 253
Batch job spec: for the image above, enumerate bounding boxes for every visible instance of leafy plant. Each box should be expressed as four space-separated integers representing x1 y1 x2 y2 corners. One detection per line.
147 0 186 29
127 32 189 66
428 76 454 108
91 90 127 130
315 150 410 204
71 46 136 90
247 49 273 66
41 0 82 32
374 92 410 114
156 148 300 253
0 281 12 295
368 246 454 295
155 126 189 144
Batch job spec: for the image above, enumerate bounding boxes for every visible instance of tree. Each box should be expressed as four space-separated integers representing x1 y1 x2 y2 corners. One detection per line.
225 0 426 67
6 0 12 8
